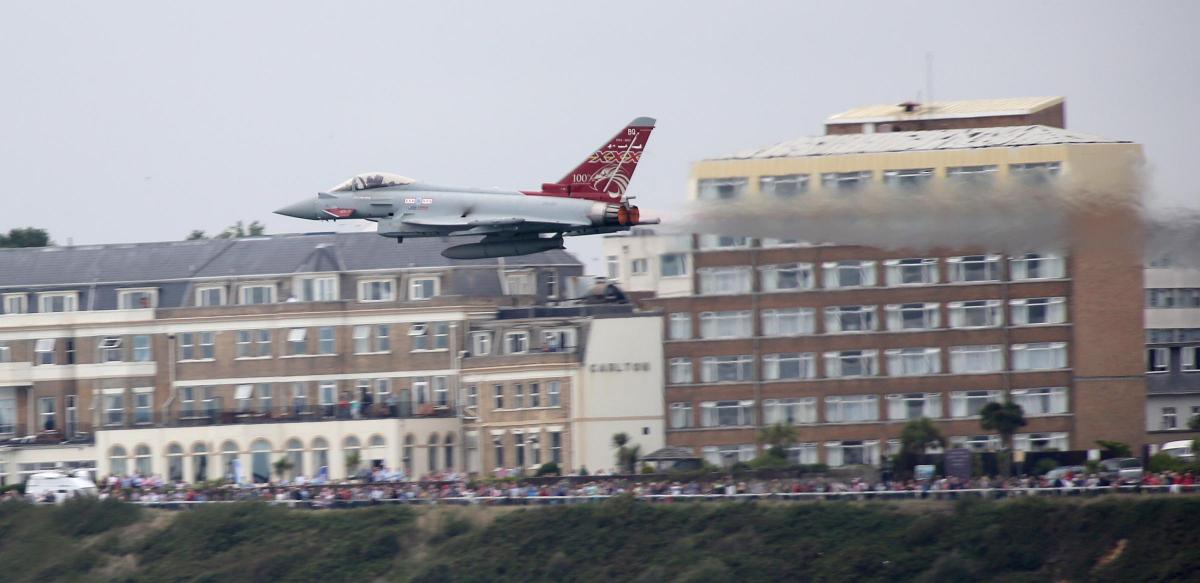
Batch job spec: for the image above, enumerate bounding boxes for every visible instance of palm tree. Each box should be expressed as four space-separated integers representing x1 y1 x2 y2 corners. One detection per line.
980 400 1027 476
897 418 945 478
611 432 639 473
757 423 798 459
273 456 294 482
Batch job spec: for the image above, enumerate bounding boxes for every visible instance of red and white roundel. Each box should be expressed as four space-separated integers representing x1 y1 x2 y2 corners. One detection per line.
322 208 355 219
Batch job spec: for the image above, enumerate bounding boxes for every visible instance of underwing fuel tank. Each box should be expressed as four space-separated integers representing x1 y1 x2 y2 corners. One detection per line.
442 236 565 260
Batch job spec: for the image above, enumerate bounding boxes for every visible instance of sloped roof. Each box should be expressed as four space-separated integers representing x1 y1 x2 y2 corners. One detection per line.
710 125 1127 161
0 232 579 288
642 446 701 461
826 96 1063 124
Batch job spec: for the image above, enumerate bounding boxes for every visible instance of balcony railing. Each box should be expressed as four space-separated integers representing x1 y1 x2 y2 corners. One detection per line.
96 403 458 430
0 424 96 445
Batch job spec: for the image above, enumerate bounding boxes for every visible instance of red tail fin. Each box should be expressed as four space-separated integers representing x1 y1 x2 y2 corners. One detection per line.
538 117 655 201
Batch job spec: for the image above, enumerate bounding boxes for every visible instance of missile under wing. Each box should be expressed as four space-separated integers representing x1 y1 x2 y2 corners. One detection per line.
274 118 659 258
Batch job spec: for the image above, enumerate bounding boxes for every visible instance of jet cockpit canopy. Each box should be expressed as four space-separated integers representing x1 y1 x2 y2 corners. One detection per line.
329 172 416 193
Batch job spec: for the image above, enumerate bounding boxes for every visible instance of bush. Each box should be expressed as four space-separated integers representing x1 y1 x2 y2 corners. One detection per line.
535 462 560 476
640 464 656 474
1034 458 1060 476
1147 452 1186 473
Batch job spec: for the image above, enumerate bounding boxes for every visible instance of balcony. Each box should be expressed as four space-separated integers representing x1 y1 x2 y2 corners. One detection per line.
95 402 459 430
0 423 96 446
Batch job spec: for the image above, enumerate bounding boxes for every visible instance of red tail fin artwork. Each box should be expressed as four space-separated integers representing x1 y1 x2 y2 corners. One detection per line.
527 117 656 202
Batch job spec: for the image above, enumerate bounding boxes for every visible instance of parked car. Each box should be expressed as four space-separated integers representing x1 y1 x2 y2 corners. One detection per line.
1045 465 1087 481
24 470 98 503
1160 440 1195 461
1098 458 1144 481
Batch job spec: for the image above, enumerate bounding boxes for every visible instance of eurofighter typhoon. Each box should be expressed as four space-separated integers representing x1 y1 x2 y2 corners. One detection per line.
275 118 658 259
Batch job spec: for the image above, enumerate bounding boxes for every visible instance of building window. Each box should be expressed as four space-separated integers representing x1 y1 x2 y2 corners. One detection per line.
132 335 152 362
359 279 395 302
698 234 751 250
464 384 478 408
885 348 941 377
762 353 815 380
1013 432 1069 452
884 258 938 286
759 174 809 198
698 267 752 295
315 326 335 354
3 294 28 315
606 256 619 280
541 270 559 298
547 381 561 407
196 286 226 307
763 398 817 425
471 332 492 356
0 342 9 363
761 263 814 292
761 308 815 337
0 396 15 433
947 255 1001 283
949 345 1004 374
883 168 934 192
886 393 942 420
506 272 535 295
700 400 755 427
950 390 1003 418
511 383 525 409
669 358 693 384
287 328 308 355
542 327 573 353
492 384 504 410
699 311 753 339
660 253 688 277
1146 329 1200 343
236 329 271 358
409 277 439 300
38 292 78 313
504 331 529 354
134 391 153 424
490 433 505 468
824 305 877 333
820 171 872 193
946 165 998 190
99 336 123 363
702 444 756 468
34 338 56 365
1145 288 1200 308
1142 347 1171 371
700 355 754 383
118 289 157 309
177 331 215 361
825 440 880 466
885 303 940 331
1010 387 1068 416
239 284 276 305
1009 162 1062 185
950 434 1001 452
669 402 693 428
825 395 880 423
549 431 562 464
787 443 819 465
1161 407 1178 430
433 376 449 407
631 258 648 275
1012 343 1068 371
824 350 879 378
1010 253 1065 280
948 300 1004 328
37 396 56 431
528 383 541 408
104 393 125 426
823 260 876 289
668 313 692 340
1182 346 1199 372
1011 297 1067 325
697 177 748 200
292 276 336 302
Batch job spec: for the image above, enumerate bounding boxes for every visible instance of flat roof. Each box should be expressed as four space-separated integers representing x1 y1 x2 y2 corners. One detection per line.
826 96 1064 125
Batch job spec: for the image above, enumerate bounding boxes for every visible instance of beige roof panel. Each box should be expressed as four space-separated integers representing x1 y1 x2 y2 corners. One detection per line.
827 96 1064 124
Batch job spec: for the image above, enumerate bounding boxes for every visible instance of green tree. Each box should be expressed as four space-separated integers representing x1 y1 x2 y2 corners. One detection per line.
1189 414 1200 431
186 230 207 240
345 451 362 477
611 433 641 474
188 221 266 240
980 400 1027 477
896 417 945 478
756 423 798 459
0 227 51 248
273 456 294 481
1095 440 1131 458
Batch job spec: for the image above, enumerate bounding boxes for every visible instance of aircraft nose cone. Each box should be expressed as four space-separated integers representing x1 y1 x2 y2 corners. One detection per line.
275 199 317 220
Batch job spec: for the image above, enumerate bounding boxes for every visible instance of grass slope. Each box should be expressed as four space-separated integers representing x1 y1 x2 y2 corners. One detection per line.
1 496 1197 582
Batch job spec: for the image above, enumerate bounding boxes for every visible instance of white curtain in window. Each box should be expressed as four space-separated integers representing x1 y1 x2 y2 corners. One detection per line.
824 442 843 467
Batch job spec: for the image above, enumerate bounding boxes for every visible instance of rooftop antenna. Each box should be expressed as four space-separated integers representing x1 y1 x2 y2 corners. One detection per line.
925 52 935 105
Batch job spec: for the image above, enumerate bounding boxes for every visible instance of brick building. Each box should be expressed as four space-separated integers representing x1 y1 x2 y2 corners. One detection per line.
604 97 1146 468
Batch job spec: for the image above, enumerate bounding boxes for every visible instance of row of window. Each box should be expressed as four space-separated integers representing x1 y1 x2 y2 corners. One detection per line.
666 298 1067 340
1158 405 1200 430
0 276 444 315
106 432 455 481
669 343 1069 384
1147 328 1200 344
1146 346 1200 373
669 388 1068 430
696 254 1064 295
696 162 1061 200
467 328 577 357
1145 288 1200 309
489 429 565 469
465 381 564 410
702 431 1070 468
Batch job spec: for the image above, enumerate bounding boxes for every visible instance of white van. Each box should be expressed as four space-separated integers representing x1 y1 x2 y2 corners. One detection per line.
1161 440 1195 461
24 470 98 503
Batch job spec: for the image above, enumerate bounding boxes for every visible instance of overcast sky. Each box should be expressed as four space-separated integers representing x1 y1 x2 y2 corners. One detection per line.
2 1 1197 268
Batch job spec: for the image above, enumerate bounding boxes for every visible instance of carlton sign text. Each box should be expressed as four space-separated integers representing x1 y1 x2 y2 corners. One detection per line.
588 362 652 373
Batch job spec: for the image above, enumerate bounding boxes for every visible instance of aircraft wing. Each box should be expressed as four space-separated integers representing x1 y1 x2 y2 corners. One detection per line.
401 216 590 229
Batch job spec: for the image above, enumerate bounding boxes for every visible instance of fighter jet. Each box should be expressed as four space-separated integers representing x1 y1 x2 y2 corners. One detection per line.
275 117 659 259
